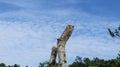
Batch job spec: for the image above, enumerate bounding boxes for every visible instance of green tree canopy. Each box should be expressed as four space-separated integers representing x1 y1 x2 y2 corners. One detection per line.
0 63 6 67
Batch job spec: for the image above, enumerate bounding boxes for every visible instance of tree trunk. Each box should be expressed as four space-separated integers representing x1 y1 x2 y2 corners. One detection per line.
57 25 74 67
49 46 57 67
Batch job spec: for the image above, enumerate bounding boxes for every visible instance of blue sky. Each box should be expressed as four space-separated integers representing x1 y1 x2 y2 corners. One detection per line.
0 0 120 67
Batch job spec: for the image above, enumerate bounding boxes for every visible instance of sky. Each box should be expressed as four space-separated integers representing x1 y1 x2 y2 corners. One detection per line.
0 0 120 67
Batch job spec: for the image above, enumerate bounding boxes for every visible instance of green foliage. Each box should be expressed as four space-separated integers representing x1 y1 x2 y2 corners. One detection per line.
38 61 49 67
0 51 120 67
88 66 96 67
7 64 20 67
69 52 120 67
0 63 6 67
115 51 120 67
69 56 85 67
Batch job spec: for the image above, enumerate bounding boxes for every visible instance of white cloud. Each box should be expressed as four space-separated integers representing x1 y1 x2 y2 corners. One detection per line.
0 0 119 67
66 35 120 64
0 19 119 67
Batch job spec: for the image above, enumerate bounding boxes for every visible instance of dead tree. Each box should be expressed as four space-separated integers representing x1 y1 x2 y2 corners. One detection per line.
57 25 74 67
49 25 74 67
49 46 57 67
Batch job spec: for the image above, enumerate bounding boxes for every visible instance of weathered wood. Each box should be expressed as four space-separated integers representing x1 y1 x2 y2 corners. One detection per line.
57 25 74 67
49 46 57 67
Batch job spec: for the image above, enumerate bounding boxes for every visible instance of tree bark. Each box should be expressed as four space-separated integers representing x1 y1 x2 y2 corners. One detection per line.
49 46 57 67
57 25 74 67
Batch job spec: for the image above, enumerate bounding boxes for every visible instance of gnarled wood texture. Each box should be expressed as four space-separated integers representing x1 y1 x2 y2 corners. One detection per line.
57 25 74 67
49 46 57 67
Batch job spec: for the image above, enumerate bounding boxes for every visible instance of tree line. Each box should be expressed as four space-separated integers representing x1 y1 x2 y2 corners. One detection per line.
0 51 119 67
0 63 20 67
38 51 120 67
69 51 120 67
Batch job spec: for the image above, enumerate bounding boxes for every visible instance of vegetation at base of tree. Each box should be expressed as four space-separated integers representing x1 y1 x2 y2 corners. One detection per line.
0 51 119 67
38 51 120 67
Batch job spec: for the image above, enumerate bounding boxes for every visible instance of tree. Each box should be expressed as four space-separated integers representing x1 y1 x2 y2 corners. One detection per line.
39 61 49 67
108 26 120 66
108 25 120 38
14 64 20 67
75 56 83 63
49 46 57 67
57 25 74 67
49 25 74 67
69 56 85 67
93 57 100 66
117 51 120 59
68 53 120 67
115 51 120 67
83 57 91 66
0 63 6 67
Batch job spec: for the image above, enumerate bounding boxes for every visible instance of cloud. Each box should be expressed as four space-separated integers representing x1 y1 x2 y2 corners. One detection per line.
0 20 71 66
0 15 119 67
0 0 120 67
66 35 120 64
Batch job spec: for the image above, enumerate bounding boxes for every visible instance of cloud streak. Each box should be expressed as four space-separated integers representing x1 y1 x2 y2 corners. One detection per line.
0 0 120 67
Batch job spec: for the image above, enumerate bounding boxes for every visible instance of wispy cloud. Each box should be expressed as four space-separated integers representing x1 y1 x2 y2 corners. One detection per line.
0 0 120 67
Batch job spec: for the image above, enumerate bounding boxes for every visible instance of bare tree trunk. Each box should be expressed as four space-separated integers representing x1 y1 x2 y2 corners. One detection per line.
57 25 74 67
49 46 57 67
